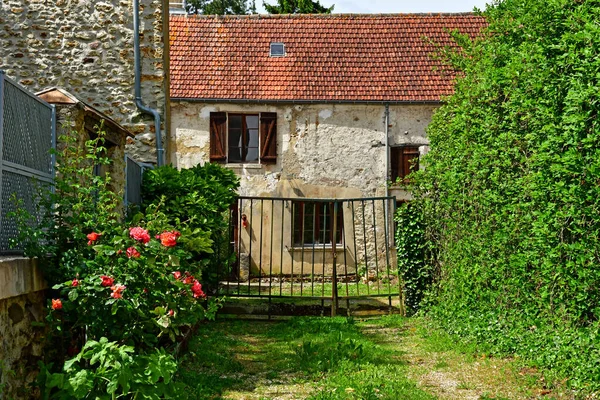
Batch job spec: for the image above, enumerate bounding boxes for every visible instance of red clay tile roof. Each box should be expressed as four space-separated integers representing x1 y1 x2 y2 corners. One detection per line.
170 14 486 102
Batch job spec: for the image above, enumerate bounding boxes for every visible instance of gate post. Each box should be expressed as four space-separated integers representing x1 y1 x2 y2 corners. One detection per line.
331 201 339 317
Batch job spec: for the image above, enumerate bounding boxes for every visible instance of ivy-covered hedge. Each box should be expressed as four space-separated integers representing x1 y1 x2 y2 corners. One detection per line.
394 202 437 316
408 0 600 391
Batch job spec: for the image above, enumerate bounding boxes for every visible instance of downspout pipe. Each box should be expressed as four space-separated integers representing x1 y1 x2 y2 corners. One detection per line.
384 103 392 250
133 0 164 166
384 103 390 199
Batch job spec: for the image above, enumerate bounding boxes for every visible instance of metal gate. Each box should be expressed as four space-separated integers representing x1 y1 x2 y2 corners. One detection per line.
216 196 403 317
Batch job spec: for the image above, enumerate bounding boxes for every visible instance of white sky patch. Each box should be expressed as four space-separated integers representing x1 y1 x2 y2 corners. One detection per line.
257 0 490 14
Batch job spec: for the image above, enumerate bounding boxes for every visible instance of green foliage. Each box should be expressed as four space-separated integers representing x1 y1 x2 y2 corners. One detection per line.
141 163 239 289
185 0 256 14
13 129 229 398
409 0 600 391
263 0 333 14
142 163 238 235
11 128 121 285
394 202 437 315
48 210 219 350
38 338 181 399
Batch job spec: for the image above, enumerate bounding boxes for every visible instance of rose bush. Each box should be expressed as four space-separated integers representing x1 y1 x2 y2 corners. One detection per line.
49 212 219 349
13 129 231 398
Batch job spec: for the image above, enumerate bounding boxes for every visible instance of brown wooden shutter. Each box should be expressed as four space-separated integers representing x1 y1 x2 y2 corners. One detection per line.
403 147 420 178
209 112 227 163
260 112 277 164
390 146 420 182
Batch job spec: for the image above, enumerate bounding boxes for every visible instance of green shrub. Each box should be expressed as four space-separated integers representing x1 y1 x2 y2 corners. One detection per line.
141 163 238 236
13 129 228 398
409 0 600 391
394 202 437 315
141 164 239 289
38 338 182 399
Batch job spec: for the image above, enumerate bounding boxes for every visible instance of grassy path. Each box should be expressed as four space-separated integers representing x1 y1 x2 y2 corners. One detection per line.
177 316 571 399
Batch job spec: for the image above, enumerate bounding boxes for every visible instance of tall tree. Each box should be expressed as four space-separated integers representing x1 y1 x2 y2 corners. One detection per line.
263 0 333 14
186 0 256 14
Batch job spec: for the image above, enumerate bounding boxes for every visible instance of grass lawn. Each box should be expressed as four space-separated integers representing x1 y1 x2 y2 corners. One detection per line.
177 316 571 399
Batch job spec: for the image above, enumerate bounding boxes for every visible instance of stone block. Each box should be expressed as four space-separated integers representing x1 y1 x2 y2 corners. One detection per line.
239 253 250 282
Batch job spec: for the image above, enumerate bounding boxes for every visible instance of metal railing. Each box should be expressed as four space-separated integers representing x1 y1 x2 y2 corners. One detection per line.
0 71 56 254
217 196 401 317
124 154 153 208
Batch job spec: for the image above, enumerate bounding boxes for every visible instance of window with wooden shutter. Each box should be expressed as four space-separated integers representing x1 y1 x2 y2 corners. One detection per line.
209 112 227 163
390 146 420 183
259 112 277 164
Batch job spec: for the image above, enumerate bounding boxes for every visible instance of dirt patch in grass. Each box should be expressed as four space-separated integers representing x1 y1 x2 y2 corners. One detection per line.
178 316 577 399
360 317 577 400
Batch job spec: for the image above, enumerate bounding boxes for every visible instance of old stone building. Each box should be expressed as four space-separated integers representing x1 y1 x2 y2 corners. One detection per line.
0 0 168 163
0 2 168 396
169 13 486 276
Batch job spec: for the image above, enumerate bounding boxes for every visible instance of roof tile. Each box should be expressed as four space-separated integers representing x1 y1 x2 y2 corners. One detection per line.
170 13 486 102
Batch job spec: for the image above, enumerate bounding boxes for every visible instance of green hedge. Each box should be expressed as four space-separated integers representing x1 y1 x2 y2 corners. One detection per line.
408 0 600 391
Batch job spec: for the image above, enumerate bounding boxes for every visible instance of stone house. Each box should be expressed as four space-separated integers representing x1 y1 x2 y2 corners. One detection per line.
36 87 132 197
0 0 168 163
168 13 486 276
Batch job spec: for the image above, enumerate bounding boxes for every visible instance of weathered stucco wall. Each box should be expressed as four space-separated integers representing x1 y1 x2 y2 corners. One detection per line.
0 258 47 400
0 0 167 163
171 101 436 275
171 102 436 196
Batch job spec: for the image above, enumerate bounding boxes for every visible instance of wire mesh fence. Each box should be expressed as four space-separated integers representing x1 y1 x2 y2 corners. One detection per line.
0 71 56 254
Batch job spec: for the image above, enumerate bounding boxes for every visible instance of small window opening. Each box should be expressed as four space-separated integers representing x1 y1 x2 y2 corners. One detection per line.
270 42 285 57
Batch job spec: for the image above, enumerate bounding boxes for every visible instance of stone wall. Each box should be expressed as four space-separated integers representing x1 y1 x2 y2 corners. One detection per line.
170 102 435 197
0 258 47 400
0 0 167 163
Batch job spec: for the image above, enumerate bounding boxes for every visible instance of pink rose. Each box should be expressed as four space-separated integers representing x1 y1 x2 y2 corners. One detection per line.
126 247 141 258
110 284 126 299
129 227 150 244
159 231 178 247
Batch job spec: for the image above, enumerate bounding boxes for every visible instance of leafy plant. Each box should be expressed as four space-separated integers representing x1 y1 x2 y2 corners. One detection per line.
407 0 600 391
12 128 231 398
394 202 437 315
38 338 181 399
141 163 239 290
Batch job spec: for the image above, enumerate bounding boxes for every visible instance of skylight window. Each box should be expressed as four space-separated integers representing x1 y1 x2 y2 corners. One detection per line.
270 42 285 57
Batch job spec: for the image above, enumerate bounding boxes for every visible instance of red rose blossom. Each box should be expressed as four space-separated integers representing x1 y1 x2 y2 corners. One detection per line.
126 247 141 258
129 227 150 244
173 271 182 280
182 275 194 285
168 309 175 317
191 280 206 299
51 299 62 310
87 232 101 245
100 275 114 287
159 231 178 247
110 284 126 299
72 278 79 287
